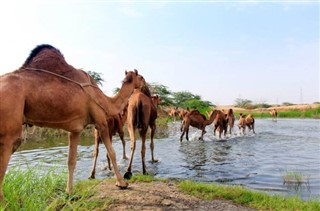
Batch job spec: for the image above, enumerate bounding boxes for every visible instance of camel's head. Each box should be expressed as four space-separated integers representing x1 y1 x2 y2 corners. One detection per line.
151 95 161 106
124 69 146 89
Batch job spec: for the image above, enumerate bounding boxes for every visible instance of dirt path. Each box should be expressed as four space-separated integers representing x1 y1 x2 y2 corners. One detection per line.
95 180 255 211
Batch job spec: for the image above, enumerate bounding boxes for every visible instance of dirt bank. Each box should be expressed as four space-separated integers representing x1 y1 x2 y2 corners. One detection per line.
94 180 255 211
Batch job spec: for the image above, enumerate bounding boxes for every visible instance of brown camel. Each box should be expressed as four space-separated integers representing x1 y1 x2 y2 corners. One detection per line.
226 108 235 134
269 108 278 121
89 104 128 179
124 86 161 179
238 113 255 135
169 107 180 122
212 110 228 139
180 109 219 141
0 44 146 201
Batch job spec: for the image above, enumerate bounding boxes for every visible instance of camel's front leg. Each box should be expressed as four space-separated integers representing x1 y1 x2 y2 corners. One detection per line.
100 128 128 188
66 132 80 194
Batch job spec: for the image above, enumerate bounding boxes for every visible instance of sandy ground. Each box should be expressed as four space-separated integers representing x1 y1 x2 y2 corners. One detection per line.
94 180 255 211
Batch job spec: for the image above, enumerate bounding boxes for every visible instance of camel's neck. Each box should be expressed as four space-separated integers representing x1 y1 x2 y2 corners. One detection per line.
104 82 134 116
205 110 218 125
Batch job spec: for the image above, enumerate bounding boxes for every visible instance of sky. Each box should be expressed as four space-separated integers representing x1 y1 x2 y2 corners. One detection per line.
0 1 319 105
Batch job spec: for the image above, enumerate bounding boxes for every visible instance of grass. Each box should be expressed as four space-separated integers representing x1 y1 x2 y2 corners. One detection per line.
178 180 320 211
1 169 319 210
233 106 320 119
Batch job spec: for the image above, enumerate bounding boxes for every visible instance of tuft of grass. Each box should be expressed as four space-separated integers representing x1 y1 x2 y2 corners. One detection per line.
1 166 66 211
178 180 320 211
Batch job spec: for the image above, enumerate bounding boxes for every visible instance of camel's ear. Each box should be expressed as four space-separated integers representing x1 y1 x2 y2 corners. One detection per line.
134 69 138 75
125 70 128 75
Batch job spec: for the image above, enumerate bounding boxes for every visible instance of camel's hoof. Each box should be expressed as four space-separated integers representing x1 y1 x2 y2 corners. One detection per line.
88 176 95 180
152 159 159 163
124 171 132 180
116 181 128 189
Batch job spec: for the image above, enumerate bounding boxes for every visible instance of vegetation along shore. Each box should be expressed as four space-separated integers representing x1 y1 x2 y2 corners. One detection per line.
1 167 319 211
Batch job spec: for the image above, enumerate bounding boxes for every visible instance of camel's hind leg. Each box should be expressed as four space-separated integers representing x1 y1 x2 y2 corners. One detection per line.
125 123 136 179
150 124 158 162
89 132 100 179
139 129 148 175
119 129 128 160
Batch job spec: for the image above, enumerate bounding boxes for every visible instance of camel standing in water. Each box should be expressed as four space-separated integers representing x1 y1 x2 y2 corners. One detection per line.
238 113 255 135
212 110 228 139
89 104 128 179
124 86 161 179
226 108 235 134
169 107 180 122
0 44 146 201
269 109 278 121
180 109 219 141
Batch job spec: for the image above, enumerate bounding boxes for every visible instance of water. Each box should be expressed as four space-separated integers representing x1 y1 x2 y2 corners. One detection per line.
8 119 320 200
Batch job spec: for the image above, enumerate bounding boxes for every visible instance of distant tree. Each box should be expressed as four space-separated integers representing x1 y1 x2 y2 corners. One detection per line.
148 83 174 106
282 102 295 106
234 98 253 108
172 91 201 106
87 71 104 86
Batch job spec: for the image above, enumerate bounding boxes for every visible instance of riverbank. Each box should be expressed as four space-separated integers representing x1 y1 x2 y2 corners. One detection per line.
1 168 319 210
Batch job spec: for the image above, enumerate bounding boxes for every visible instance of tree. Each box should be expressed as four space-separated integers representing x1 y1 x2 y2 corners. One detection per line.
87 71 104 86
234 98 252 108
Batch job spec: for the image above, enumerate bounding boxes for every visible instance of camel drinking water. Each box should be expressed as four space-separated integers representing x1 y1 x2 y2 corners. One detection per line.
124 85 161 179
0 44 146 201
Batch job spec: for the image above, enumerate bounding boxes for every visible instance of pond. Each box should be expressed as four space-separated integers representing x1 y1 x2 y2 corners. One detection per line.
8 119 320 200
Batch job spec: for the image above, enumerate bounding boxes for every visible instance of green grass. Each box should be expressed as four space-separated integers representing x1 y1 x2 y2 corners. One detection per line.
1 169 319 210
233 106 320 119
178 180 320 211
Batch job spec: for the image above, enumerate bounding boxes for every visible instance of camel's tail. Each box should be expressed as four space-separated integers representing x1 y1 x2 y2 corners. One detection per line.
137 101 145 131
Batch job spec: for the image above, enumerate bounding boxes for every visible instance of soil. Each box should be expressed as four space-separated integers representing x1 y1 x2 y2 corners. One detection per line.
94 180 256 211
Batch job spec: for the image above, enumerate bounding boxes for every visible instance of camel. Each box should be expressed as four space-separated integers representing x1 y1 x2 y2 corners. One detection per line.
238 113 255 135
180 109 220 141
89 104 128 179
179 107 190 120
269 108 278 121
226 108 235 134
124 86 161 179
0 44 146 201
169 107 180 122
212 110 228 139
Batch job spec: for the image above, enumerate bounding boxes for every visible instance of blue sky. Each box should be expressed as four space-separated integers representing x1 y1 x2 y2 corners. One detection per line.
0 1 318 105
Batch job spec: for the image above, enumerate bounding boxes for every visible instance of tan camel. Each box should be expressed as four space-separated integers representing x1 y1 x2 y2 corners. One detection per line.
89 104 128 179
0 44 146 201
269 108 278 121
180 109 219 141
226 108 235 134
124 86 161 179
169 107 180 122
212 110 228 139
238 113 255 135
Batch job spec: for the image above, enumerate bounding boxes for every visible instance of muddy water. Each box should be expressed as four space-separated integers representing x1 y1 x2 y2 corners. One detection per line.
8 119 320 200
